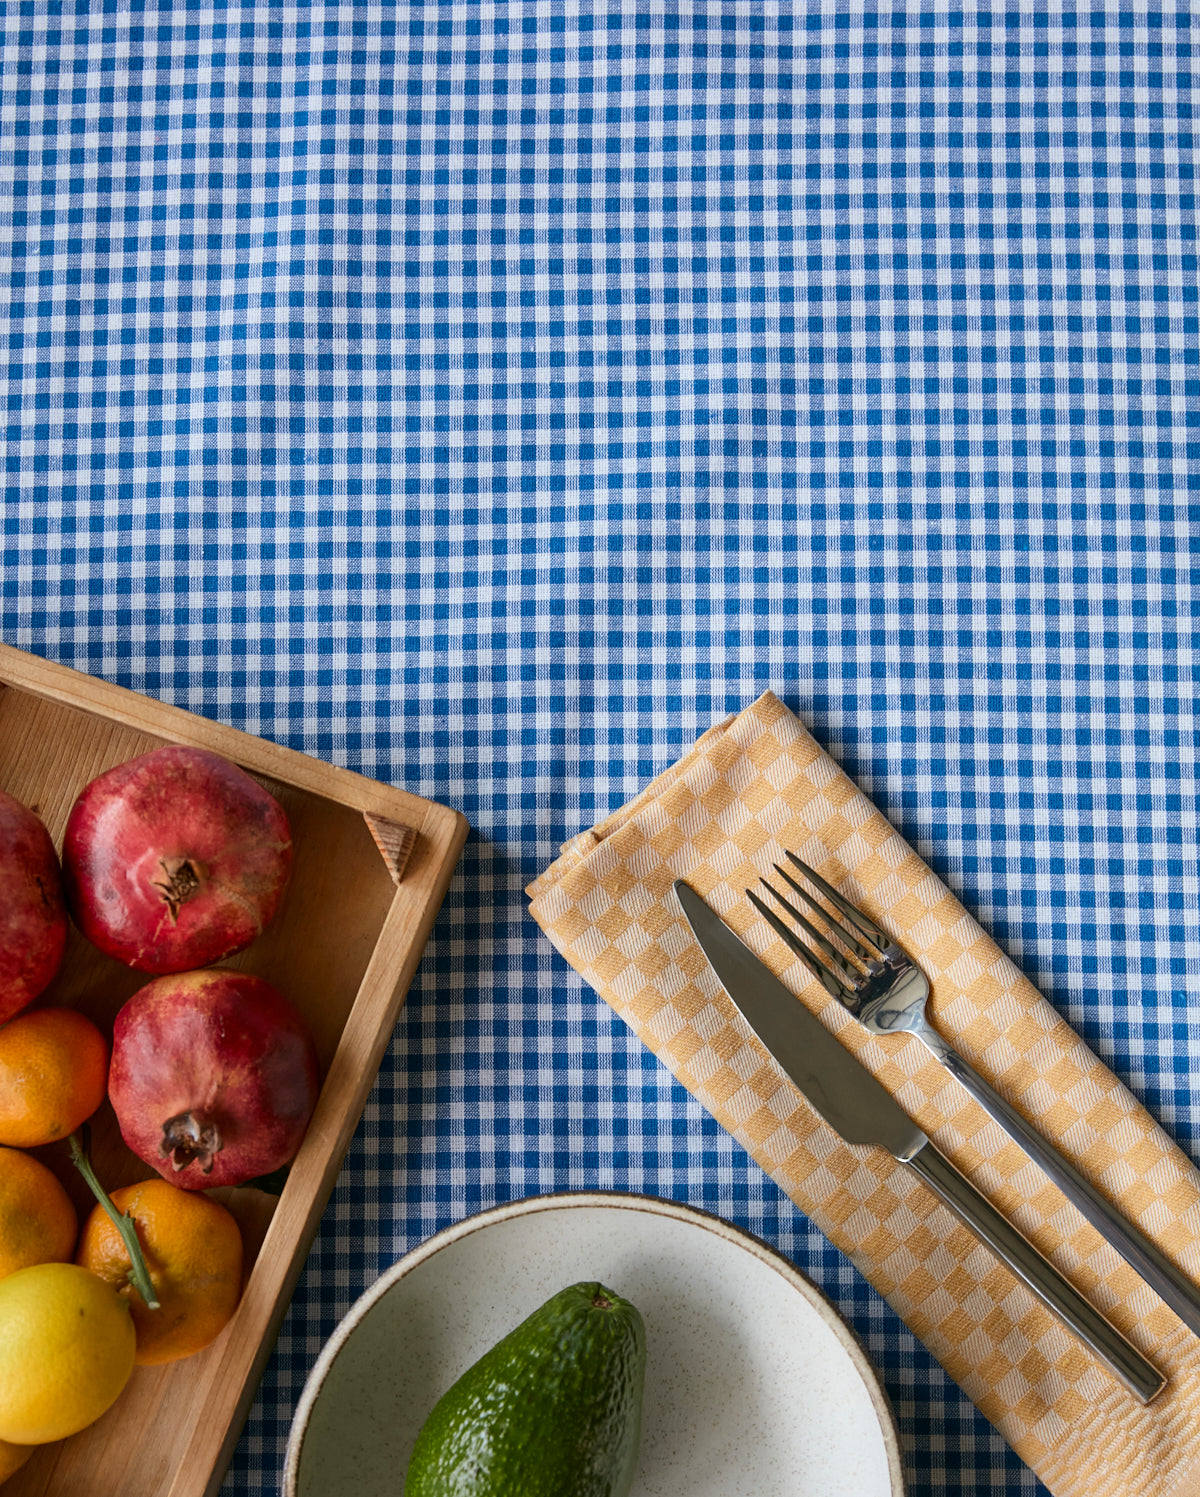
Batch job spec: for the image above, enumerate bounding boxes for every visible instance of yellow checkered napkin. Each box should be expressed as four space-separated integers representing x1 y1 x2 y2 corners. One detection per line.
526 692 1200 1497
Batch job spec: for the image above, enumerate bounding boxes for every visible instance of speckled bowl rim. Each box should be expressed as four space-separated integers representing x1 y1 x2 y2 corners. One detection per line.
282 1190 906 1497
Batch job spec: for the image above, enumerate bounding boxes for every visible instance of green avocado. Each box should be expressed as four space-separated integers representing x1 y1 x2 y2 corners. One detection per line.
403 1281 646 1497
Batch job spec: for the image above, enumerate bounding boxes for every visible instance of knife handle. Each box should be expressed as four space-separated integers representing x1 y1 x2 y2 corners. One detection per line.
907 1140 1165 1404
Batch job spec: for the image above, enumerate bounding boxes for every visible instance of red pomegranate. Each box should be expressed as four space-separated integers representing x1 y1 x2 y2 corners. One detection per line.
62 745 292 974
108 968 321 1189
0 789 68 1024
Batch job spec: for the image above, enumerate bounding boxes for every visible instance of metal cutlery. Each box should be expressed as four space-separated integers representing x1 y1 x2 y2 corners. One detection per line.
750 851 1200 1342
674 878 1165 1403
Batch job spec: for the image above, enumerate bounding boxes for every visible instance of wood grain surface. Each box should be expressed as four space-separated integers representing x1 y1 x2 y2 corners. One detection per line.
0 644 468 1497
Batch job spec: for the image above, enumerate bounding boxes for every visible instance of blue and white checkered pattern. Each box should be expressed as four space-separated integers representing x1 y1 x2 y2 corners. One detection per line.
3 5 1198 1494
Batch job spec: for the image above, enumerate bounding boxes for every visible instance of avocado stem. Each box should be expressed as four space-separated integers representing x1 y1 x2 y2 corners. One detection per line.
68 1127 161 1311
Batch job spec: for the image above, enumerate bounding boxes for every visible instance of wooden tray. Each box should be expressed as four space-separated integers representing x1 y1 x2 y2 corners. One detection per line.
0 643 468 1497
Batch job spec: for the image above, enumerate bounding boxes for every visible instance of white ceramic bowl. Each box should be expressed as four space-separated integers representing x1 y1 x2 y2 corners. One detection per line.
283 1192 905 1497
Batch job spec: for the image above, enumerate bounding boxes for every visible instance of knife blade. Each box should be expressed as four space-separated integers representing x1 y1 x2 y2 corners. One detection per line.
674 879 1165 1404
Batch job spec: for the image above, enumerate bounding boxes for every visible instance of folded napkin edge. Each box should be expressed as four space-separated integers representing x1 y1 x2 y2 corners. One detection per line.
524 689 1200 1497
524 700 755 904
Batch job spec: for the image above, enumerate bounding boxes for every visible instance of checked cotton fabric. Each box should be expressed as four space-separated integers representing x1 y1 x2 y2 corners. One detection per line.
529 691 1200 1497
2 5 1198 1497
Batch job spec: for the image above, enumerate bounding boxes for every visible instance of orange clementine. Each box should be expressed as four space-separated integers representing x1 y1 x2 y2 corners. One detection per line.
0 1009 108 1148
76 1177 243 1365
0 1146 77 1280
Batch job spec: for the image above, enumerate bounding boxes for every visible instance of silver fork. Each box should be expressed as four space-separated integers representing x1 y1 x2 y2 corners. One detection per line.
750 851 1200 1340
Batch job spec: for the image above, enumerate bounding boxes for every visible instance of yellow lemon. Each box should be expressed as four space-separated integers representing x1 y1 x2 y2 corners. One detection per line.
0 1439 31 1485
0 1262 135 1444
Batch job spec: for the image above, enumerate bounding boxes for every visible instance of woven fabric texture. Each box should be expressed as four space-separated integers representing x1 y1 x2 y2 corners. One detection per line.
2 4 1198 1495
529 691 1200 1497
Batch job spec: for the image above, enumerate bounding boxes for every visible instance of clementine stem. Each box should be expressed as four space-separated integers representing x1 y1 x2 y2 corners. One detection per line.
68 1128 161 1311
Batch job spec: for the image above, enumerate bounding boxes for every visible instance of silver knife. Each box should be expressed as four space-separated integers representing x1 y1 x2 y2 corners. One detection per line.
674 879 1165 1404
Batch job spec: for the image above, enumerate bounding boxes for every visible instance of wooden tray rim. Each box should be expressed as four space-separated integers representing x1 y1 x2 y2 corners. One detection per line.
0 642 438 824
0 641 469 1497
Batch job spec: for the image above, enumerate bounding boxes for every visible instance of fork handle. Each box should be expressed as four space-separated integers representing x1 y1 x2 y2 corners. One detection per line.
906 1140 1164 1403
924 1030 1200 1340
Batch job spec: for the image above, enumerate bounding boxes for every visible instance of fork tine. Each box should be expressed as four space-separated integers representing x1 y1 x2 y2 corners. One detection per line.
770 862 878 964
784 853 891 950
756 878 863 976
746 887 857 1004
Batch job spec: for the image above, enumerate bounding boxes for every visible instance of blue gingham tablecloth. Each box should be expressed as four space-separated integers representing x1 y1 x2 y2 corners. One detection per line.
2 5 1198 1494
